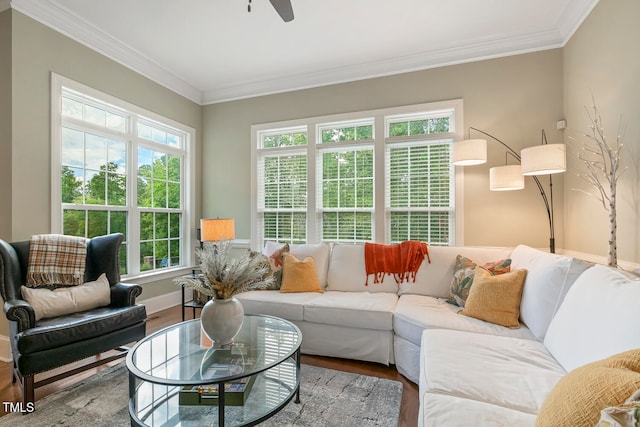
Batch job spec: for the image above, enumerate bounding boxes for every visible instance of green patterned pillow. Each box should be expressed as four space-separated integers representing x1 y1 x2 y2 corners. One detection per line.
446 255 512 307
595 389 640 427
263 243 290 290
246 250 274 290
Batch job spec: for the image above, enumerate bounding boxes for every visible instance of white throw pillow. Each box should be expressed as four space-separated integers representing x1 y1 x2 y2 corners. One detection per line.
543 264 640 372
510 245 592 341
21 273 112 321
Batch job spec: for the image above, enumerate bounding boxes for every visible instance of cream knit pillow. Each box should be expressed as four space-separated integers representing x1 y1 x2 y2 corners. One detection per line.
21 273 111 321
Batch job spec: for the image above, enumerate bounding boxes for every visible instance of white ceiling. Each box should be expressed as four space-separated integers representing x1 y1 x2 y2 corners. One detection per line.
7 0 599 104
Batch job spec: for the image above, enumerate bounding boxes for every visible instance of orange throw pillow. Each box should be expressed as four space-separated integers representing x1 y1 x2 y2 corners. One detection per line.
280 253 323 293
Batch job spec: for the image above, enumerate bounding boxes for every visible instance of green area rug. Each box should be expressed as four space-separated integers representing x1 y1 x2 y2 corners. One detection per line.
0 363 402 426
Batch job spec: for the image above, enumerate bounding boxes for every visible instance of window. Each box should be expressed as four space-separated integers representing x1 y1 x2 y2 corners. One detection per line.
52 74 195 278
252 100 463 248
317 120 374 242
256 127 308 244
386 112 454 244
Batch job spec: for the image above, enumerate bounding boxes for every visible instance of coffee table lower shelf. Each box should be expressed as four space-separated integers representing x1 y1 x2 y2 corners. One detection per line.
128 357 300 427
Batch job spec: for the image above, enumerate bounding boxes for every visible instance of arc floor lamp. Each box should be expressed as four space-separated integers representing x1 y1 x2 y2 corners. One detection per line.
453 127 566 253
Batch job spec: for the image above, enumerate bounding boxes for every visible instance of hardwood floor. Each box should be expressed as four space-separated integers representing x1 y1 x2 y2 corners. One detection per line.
0 305 419 426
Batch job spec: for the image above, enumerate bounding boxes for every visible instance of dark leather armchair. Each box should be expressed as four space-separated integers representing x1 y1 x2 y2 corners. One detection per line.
0 233 146 405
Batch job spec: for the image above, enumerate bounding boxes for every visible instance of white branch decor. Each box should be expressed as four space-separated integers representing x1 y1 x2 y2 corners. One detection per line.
574 98 625 267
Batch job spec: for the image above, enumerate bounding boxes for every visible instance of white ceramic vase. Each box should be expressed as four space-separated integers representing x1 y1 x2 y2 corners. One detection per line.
200 297 244 346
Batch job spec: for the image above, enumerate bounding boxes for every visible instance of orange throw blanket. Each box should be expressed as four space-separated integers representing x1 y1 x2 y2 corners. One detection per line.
364 240 431 285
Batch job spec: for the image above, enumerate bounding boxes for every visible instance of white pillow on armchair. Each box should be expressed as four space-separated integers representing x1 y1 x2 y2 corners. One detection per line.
21 273 111 321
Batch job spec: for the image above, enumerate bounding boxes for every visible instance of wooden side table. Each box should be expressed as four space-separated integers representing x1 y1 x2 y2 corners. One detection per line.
180 268 210 321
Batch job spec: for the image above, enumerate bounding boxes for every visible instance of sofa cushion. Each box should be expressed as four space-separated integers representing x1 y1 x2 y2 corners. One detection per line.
535 349 640 427
264 241 331 288
543 264 640 373
16 305 146 354
394 294 535 347
420 329 565 415
280 253 323 293
459 268 526 328
398 246 513 297
327 244 399 293
303 291 397 331
236 290 322 321
510 244 592 341
420 393 537 427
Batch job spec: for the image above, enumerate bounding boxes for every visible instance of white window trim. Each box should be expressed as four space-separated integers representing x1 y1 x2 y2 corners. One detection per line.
250 99 464 250
50 73 197 280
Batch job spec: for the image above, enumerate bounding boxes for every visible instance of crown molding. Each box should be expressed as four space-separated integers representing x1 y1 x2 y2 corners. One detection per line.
10 0 202 104
202 29 564 104
8 0 597 105
556 0 600 44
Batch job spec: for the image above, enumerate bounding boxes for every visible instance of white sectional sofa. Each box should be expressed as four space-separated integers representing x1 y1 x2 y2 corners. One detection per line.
236 241 640 426
239 242 398 366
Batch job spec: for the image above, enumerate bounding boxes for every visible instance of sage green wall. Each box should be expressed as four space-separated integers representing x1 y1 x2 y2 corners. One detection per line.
202 50 565 250
11 10 202 241
1 11 203 336
563 0 640 264
0 10 11 241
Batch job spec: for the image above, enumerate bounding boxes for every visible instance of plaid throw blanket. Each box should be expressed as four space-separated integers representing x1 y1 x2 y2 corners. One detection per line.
26 234 88 287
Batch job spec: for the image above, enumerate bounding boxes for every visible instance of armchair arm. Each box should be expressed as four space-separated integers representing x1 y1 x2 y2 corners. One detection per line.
3 299 36 331
110 282 143 307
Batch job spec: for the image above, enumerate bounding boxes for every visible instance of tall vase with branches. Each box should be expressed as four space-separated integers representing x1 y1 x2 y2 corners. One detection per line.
174 241 274 345
573 98 625 268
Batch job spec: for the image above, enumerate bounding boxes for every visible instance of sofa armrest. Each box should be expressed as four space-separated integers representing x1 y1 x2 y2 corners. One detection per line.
3 299 36 331
110 282 143 307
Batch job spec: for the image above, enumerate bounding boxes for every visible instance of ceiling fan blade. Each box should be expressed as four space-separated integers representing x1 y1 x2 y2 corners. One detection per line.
269 0 294 22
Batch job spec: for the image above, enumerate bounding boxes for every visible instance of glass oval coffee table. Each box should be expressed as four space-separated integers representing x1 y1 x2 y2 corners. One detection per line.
126 315 302 426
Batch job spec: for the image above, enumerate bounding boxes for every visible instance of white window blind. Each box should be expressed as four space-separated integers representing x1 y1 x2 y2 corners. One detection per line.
386 112 455 245
257 127 308 244
386 141 453 244
317 119 375 242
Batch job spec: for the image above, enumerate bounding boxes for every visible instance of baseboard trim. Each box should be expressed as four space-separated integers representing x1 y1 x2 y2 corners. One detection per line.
139 289 189 315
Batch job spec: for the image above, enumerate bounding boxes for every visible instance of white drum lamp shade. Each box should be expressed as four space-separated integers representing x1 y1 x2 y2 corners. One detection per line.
453 139 487 166
521 144 566 176
489 165 525 191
